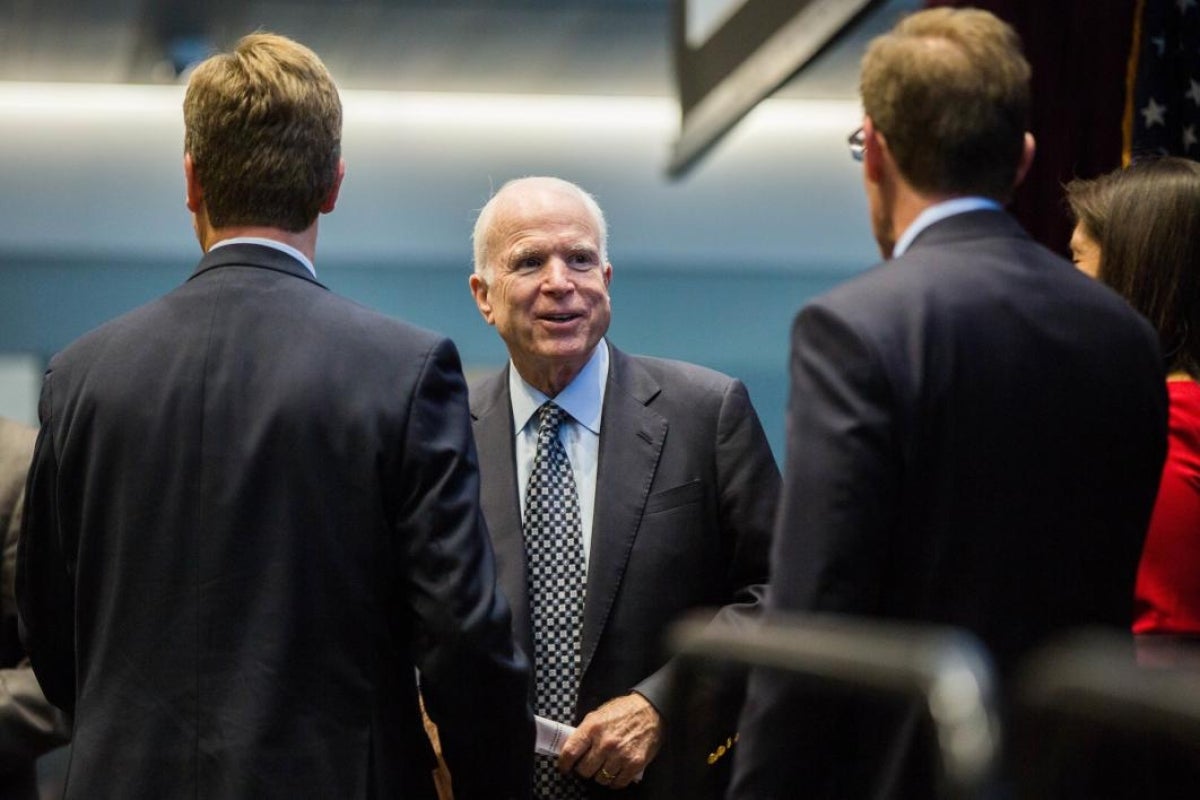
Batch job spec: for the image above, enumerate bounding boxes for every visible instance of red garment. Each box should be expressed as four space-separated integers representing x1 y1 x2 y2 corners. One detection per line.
1134 379 1200 633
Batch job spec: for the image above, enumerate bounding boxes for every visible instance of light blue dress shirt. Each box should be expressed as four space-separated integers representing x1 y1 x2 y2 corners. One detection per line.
209 236 317 277
509 339 609 571
892 196 1003 258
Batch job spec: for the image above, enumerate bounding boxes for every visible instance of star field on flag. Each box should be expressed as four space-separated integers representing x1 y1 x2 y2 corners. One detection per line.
1128 0 1200 160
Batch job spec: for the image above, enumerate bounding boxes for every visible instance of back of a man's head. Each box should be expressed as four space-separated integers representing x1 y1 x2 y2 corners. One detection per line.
861 7 1030 201
183 33 342 232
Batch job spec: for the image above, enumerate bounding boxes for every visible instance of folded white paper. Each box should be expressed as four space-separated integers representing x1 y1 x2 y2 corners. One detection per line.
533 715 643 781
535 715 574 758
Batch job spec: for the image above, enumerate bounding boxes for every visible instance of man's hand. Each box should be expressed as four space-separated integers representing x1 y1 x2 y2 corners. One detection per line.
558 693 663 790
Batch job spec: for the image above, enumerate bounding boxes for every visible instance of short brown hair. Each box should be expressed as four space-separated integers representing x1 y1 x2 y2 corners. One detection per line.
183 33 342 232
861 7 1030 200
1067 157 1200 377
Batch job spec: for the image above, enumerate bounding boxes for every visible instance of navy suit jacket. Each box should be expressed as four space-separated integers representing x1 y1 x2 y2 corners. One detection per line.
731 211 1167 799
470 343 779 799
17 244 533 799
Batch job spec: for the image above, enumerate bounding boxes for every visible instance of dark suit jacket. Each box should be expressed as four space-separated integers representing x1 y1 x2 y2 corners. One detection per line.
731 211 1168 799
470 343 779 799
17 245 533 799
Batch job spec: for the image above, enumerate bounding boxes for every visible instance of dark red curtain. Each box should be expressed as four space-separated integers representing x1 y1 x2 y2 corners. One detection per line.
926 0 1137 256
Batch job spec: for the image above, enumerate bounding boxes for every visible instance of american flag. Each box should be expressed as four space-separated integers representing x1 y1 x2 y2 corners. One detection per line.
1125 0 1200 161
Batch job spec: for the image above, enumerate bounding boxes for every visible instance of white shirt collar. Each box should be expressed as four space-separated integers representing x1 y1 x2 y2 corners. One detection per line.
209 236 317 277
892 197 1003 258
510 339 608 436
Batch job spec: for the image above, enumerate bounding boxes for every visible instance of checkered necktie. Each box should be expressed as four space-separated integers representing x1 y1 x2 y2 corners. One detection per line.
524 402 587 799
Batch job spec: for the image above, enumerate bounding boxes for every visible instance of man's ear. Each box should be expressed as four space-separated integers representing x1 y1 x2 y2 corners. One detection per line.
184 153 203 213
319 158 346 214
863 118 888 186
1013 132 1036 189
469 273 495 324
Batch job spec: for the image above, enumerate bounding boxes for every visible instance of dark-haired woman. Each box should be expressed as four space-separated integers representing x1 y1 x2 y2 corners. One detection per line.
1067 157 1200 637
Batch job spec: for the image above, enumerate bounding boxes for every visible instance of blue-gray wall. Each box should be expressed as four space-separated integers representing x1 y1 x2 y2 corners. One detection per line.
0 87 877 457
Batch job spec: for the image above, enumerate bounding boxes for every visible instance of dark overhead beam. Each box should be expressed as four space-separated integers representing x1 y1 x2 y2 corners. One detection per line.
128 0 237 81
668 0 882 178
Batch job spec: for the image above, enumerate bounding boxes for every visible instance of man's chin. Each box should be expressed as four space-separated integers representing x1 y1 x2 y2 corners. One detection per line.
536 342 593 363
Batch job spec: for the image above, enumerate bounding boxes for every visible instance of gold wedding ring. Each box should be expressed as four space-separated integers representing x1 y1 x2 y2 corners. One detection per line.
598 768 615 782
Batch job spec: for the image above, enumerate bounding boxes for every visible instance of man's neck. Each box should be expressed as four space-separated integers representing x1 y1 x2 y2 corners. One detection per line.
512 344 604 399
202 224 318 264
514 361 584 399
890 185 953 250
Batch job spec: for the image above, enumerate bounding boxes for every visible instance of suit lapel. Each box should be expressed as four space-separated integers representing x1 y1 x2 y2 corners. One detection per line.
469 368 534 663
580 346 667 678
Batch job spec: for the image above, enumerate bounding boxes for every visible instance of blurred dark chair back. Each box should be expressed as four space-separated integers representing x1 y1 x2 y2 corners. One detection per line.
1014 631 1200 800
667 612 1002 800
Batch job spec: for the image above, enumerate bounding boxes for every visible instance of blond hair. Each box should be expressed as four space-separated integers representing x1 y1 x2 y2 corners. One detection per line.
861 7 1030 200
184 33 342 232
